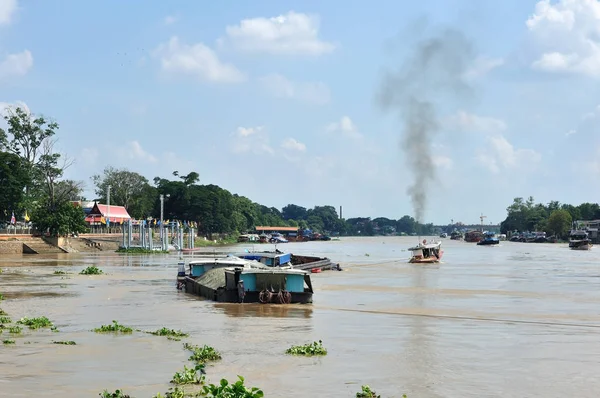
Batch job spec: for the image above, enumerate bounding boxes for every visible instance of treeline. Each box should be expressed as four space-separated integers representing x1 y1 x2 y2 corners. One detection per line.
92 167 435 236
500 197 599 238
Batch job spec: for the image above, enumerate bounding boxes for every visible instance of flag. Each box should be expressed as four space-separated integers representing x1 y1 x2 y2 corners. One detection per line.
24 211 30 222
10 211 15 225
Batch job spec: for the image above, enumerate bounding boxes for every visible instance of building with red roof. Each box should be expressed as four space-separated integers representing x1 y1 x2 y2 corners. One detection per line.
84 202 131 225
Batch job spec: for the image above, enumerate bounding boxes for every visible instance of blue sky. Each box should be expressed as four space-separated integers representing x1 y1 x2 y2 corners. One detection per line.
1 0 600 225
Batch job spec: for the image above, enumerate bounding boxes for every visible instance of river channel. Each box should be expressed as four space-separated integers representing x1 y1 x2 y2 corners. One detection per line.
1 237 599 398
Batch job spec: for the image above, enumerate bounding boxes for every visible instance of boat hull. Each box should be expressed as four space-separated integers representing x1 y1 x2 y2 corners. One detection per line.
409 255 442 264
183 278 313 304
477 240 499 246
570 243 592 250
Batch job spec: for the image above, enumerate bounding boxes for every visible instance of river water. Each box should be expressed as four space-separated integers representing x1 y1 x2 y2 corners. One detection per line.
1 237 599 398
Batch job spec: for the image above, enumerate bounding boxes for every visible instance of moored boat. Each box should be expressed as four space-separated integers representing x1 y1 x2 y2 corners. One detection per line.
408 239 443 264
477 232 500 246
179 256 314 304
569 230 593 250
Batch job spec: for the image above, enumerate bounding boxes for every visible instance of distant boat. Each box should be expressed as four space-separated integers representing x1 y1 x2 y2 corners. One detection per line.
408 239 443 264
464 230 484 243
439 232 448 238
569 230 592 250
450 231 463 240
477 232 499 246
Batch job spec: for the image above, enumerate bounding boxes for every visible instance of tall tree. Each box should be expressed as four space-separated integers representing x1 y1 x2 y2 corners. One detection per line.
92 167 156 218
547 209 572 239
0 151 30 218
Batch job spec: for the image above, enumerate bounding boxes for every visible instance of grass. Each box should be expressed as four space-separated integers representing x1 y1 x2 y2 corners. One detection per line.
99 390 131 398
3 339 15 345
8 325 22 334
148 327 189 339
116 247 169 254
194 236 238 247
53 340 76 345
183 343 222 364
80 266 103 275
285 340 328 356
16 316 53 330
93 320 133 334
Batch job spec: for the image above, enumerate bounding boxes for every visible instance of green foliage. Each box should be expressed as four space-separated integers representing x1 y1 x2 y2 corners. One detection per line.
3 339 15 345
115 247 168 254
0 316 10 323
149 327 189 338
184 343 222 363
0 308 7 315
31 199 88 237
80 266 103 275
356 385 381 398
93 320 133 334
52 340 76 345
0 293 4 300
16 316 53 329
53 270 68 275
170 364 205 385
547 209 573 239
285 340 327 356
0 151 30 217
8 325 22 334
99 390 131 398
201 376 264 398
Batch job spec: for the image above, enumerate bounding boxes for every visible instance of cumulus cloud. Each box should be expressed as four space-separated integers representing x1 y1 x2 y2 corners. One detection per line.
281 137 306 152
0 50 33 80
230 126 274 155
476 135 541 174
0 0 17 25
326 116 362 138
258 74 330 104
152 37 245 83
117 141 158 163
447 111 507 133
219 11 335 56
527 0 600 77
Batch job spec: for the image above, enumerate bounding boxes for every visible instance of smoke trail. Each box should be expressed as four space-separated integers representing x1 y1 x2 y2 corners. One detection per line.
377 28 474 223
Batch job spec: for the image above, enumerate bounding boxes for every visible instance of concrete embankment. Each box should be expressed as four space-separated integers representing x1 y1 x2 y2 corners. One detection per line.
0 234 121 255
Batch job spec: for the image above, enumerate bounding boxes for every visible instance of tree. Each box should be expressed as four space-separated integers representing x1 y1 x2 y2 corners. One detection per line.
547 209 572 239
31 201 88 237
92 167 155 218
0 107 58 197
54 180 85 202
0 151 30 217
282 204 308 221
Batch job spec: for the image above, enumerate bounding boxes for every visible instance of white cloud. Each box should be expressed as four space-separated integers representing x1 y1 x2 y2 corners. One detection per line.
258 74 330 104
220 11 335 56
433 155 453 170
281 137 306 152
527 0 600 77
326 116 362 138
164 15 177 25
447 111 506 133
464 56 504 79
231 126 274 155
117 141 158 164
152 37 245 83
566 129 577 137
0 0 17 25
476 135 541 174
0 50 33 80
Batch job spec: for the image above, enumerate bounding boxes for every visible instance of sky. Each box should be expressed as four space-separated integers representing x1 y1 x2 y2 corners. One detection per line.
1 0 600 225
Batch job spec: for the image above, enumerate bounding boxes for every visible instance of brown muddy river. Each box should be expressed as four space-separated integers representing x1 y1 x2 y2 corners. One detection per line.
1 237 600 397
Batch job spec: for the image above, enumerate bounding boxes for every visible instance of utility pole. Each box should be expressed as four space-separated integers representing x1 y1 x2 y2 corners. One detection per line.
160 194 164 240
107 186 111 232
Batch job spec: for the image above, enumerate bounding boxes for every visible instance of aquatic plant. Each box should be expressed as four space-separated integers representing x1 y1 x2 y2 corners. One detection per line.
0 308 6 316
201 376 264 398
8 325 22 334
170 364 206 385
93 320 133 334
80 266 103 275
183 343 222 363
99 390 131 398
3 339 15 344
17 316 53 329
152 387 187 398
285 340 327 356
53 340 76 345
356 385 381 398
116 247 169 254
0 316 11 324
0 293 4 300
149 327 189 339
53 270 68 275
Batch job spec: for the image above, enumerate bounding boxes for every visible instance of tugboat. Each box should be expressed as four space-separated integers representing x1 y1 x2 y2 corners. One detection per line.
569 230 592 250
477 232 500 246
408 239 443 264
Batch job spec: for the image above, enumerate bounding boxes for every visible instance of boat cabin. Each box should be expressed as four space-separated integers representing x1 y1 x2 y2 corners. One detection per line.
187 257 254 278
235 251 292 267
224 267 313 294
